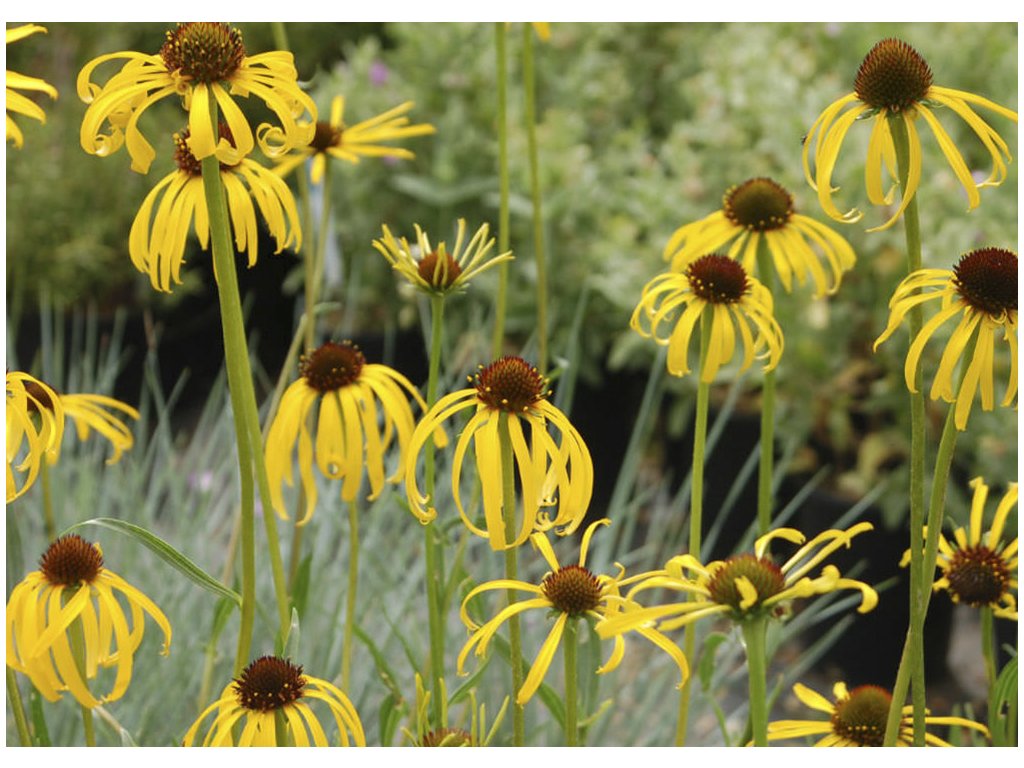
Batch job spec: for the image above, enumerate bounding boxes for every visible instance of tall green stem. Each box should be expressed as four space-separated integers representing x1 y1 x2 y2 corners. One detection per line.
423 293 447 724
980 607 997 690
491 22 511 358
879 114 928 746
341 495 359 691
563 616 579 746
199 93 289 667
522 24 549 374
7 668 32 746
499 413 526 745
755 241 776 536
741 616 770 747
675 309 712 746
40 461 56 542
66 595 95 746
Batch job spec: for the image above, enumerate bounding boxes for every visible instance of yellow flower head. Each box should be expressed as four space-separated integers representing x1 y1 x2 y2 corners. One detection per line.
874 247 1017 430
597 523 878 638
632 254 784 382
908 477 1018 620
264 95 435 183
766 681 988 746
184 655 365 746
6 534 171 708
804 38 1017 232
664 178 856 298
405 356 592 550
403 673 507 747
457 519 689 705
266 341 440 524
130 126 301 293
6 24 58 148
7 371 64 502
372 219 513 296
79 22 317 173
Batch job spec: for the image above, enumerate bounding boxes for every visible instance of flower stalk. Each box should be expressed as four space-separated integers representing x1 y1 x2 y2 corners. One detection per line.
491 22 511 358
523 24 549 374
342 495 360 692
499 412 526 745
7 667 32 746
755 241 776 536
564 616 580 746
742 615 770 747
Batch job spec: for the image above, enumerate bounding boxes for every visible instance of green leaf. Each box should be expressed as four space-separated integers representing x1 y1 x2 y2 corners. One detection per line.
292 553 313 620
378 693 403 747
353 623 404 703
698 632 729 691
67 518 241 606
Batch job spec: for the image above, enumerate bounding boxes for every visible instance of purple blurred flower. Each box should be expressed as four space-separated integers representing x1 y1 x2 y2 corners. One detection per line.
370 61 389 86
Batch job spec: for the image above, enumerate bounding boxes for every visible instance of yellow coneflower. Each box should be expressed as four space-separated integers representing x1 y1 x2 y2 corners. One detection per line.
767 681 988 746
184 656 365 746
129 126 300 293
372 219 512 296
266 340 440 524
874 248 1017 430
663 178 856 297
6 534 171 707
804 38 1017 231
79 22 316 173
264 95 435 182
405 356 592 550
632 254 784 382
6 371 64 502
458 520 688 705
6 24 58 148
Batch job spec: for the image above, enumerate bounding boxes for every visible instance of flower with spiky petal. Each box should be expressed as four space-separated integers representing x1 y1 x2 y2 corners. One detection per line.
373 219 513 296
804 38 1017 232
405 356 592 550
904 477 1018 620
458 519 689 705
874 248 1017 430
6 25 58 148
766 681 989 746
632 254 784 382
403 673 507 747
663 178 856 297
184 656 365 746
129 126 301 293
266 341 443 524
79 22 316 173
7 371 64 502
596 524 878 639
21 375 138 465
263 95 435 183
6 534 171 708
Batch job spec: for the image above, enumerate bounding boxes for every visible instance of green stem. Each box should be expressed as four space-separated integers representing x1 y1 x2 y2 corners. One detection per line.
7 667 32 746
675 308 712 746
741 616 770 747
522 24 549 374
423 293 447 725
491 22 511 359
67 595 95 746
980 607 996 691
755 241 776 537
40 460 56 542
564 617 579 746
880 114 928 747
499 413 525 746
341 496 359 692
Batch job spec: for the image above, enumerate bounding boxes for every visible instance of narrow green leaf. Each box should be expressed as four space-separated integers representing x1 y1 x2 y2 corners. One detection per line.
68 518 241 606
353 623 404 702
378 693 402 747
292 553 313 620
28 689 51 747
698 632 728 690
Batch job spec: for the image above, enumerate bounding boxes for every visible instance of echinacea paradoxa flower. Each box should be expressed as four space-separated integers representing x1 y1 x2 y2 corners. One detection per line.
904 476 1018 620
184 656 365 746
6 535 171 707
79 22 316 173
6 24 58 148
766 681 988 746
596 523 878 638
264 95 435 183
405 356 592 550
373 219 512 296
6 371 64 502
266 341 441 524
129 126 301 292
632 254 784 382
21 375 138 465
804 38 1017 231
663 178 856 297
458 519 688 705
874 248 1017 430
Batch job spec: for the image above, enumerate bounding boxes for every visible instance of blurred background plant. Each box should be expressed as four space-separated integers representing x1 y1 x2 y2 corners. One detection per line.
6 21 1017 746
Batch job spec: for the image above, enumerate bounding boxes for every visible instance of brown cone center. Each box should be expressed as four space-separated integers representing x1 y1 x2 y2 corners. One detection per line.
161 22 246 83
854 38 933 111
